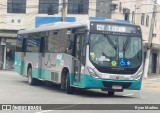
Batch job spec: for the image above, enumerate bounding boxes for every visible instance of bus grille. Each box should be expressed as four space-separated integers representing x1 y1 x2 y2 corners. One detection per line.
102 81 132 89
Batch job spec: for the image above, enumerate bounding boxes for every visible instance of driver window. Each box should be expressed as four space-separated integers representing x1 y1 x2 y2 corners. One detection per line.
74 34 86 65
75 35 81 60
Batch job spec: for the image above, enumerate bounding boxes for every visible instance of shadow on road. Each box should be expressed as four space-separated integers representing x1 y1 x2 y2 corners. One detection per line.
74 89 135 98
18 80 135 98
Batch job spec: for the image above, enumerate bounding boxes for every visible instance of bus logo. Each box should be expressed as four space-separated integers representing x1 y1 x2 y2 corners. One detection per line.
116 76 120 79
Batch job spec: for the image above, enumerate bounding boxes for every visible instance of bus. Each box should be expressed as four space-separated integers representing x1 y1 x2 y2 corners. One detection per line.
14 20 143 95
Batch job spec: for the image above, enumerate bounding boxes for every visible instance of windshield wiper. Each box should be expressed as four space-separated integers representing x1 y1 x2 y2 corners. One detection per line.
102 52 109 58
104 34 117 50
123 37 130 52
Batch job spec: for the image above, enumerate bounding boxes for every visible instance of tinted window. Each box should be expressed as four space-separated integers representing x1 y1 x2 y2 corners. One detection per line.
68 0 89 14
39 0 59 14
16 35 24 52
26 33 40 52
47 29 72 54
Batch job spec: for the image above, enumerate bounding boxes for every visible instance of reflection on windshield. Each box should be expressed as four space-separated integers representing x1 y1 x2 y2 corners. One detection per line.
90 34 142 68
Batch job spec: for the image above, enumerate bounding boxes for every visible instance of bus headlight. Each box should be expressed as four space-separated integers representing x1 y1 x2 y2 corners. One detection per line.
134 71 143 80
87 66 99 78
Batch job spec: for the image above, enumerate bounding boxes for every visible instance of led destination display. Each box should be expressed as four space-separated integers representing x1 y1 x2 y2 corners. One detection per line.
90 22 140 34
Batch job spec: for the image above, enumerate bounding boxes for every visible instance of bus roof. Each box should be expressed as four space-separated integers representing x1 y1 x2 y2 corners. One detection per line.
18 20 140 34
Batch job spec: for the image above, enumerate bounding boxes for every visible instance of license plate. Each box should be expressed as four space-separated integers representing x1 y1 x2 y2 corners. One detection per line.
112 85 122 90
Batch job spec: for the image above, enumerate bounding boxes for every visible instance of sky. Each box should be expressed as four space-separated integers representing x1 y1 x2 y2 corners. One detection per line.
158 0 160 4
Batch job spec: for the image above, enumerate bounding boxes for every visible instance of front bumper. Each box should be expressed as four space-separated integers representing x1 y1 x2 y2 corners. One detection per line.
71 74 142 90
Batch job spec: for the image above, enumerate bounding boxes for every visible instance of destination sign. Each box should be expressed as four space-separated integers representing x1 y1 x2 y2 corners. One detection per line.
90 22 140 34
97 24 126 32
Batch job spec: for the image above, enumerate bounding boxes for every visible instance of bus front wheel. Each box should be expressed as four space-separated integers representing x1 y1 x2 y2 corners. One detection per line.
28 68 36 85
65 73 74 94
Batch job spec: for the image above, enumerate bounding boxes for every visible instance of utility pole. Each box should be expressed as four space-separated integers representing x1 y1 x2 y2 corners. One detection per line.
143 0 157 78
134 5 136 24
61 0 67 21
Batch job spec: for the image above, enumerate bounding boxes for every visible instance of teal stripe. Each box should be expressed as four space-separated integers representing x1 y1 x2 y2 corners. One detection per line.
70 74 142 90
14 55 25 76
32 68 52 81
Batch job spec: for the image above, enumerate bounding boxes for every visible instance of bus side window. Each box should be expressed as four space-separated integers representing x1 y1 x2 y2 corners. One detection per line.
67 41 74 54
66 34 74 55
40 37 45 53
22 38 27 52
16 34 24 52
40 37 47 57
26 33 41 52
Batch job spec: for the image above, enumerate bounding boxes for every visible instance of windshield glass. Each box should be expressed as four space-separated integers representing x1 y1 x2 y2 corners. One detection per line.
89 33 142 68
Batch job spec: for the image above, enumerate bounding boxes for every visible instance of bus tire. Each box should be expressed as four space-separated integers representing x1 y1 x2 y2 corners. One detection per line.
28 68 36 85
66 73 74 94
108 91 115 96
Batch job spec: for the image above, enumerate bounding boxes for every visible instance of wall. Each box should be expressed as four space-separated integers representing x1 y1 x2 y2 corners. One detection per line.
111 0 136 21
95 0 111 19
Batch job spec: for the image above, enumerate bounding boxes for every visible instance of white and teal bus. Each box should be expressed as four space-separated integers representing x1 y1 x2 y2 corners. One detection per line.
14 20 143 95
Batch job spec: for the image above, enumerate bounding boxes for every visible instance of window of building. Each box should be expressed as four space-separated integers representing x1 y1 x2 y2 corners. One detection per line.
7 0 26 13
18 19 21 23
124 13 129 21
141 13 145 25
11 19 14 23
123 8 130 21
39 0 59 14
68 0 89 14
146 15 149 27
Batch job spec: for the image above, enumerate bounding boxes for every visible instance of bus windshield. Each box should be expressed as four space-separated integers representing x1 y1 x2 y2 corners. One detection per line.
89 33 142 70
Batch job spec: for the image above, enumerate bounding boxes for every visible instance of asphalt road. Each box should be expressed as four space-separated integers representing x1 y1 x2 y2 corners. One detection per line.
0 70 160 113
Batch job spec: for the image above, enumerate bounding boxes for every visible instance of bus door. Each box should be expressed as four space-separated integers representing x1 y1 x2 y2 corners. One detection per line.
74 33 85 83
